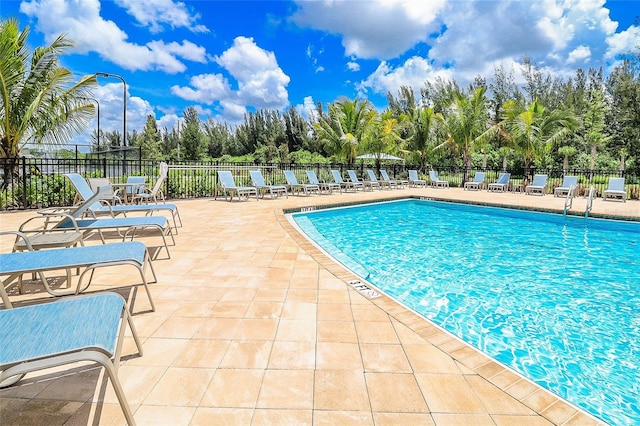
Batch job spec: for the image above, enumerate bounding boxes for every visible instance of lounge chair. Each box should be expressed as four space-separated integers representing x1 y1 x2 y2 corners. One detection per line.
250 170 288 199
1 231 156 311
216 170 258 201
408 170 427 187
0 292 143 425
429 170 449 188
366 170 391 190
603 177 627 202
464 172 486 191
348 170 377 191
331 170 363 192
525 174 548 195
380 170 406 189
306 170 341 194
554 176 578 198
283 170 319 196
488 173 511 192
132 162 170 204
33 186 175 260
68 173 182 230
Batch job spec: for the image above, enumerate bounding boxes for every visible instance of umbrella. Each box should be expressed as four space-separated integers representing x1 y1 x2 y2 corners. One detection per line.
356 153 405 162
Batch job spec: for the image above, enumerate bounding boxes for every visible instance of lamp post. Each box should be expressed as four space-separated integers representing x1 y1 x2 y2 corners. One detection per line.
95 72 126 147
80 96 100 149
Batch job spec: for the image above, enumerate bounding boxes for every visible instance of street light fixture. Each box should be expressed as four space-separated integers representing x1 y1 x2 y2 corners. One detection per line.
79 96 100 149
95 72 127 146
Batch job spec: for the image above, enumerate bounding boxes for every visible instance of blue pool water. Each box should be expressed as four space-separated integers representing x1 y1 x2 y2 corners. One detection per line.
292 199 640 425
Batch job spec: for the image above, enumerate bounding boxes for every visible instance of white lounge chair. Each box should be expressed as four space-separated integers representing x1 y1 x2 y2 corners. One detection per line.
283 170 318 196
216 170 258 201
348 170 377 191
1 231 157 311
603 177 626 202
408 170 427 187
133 162 170 204
306 170 340 194
331 170 362 192
0 293 143 425
525 174 548 195
464 172 486 191
68 172 182 230
488 173 511 192
554 176 578 197
380 170 406 189
250 170 288 199
366 170 391 190
429 170 449 188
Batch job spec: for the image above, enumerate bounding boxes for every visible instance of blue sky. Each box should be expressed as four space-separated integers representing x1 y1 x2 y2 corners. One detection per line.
1 0 638 149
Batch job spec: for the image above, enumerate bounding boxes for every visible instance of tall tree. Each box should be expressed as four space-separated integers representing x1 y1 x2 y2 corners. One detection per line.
180 107 205 160
500 99 580 181
314 97 376 164
0 18 96 184
137 115 162 160
361 110 404 171
402 106 443 172
439 87 489 183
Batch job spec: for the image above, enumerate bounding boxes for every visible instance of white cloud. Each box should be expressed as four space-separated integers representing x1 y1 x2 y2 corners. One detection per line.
19 0 208 73
347 61 360 72
115 0 209 34
171 37 290 120
170 74 231 103
316 66 325 73
294 96 318 121
291 0 447 59
567 45 592 64
605 25 640 59
357 57 453 97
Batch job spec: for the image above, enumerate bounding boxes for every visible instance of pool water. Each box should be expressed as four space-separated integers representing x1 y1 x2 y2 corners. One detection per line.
292 199 640 426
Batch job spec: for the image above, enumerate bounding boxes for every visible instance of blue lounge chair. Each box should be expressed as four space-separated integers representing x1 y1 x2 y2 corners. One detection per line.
0 231 157 311
348 170 377 191
0 293 143 425
429 170 449 188
331 170 362 192
603 177 626 202
380 170 406 189
283 170 319 196
525 174 548 195
554 176 578 198
132 161 171 204
488 173 511 192
306 170 340 194
366 170 391 190
216 171 258 201
250 170 288 199
408 170 427 187
67 172 182 231
32 186 175 259
464 172 486 191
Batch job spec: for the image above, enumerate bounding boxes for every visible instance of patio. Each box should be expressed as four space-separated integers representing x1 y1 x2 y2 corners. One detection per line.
1 186 636 425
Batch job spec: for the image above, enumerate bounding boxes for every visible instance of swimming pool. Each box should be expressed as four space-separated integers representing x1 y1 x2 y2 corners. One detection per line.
291 199 640 426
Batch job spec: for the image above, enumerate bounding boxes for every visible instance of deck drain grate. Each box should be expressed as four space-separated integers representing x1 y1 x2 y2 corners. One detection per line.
348 280 381 299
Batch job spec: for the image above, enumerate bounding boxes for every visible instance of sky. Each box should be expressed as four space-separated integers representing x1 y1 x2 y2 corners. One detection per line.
1 0 639 150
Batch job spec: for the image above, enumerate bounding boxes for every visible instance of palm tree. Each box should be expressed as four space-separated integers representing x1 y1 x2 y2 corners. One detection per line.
439 87 489 184
402 106 443 172
0 18 96 185
557 145 576 174
499 99 579 182
314 97 376 165
361 110 404 172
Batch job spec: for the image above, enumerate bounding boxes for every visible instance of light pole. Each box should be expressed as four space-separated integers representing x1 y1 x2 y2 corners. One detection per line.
80 96 100 149
96 72 126 147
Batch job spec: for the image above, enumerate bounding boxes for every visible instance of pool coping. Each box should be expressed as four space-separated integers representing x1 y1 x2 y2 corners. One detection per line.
277 197 611 426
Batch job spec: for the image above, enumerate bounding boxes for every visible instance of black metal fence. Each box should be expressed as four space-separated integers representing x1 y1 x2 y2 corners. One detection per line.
1 157 637 210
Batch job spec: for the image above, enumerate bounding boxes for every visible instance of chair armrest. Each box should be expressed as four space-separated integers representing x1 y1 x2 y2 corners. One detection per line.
0 230 35 251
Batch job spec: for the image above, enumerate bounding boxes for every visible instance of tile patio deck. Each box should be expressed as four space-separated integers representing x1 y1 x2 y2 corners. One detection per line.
1 186 637 425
